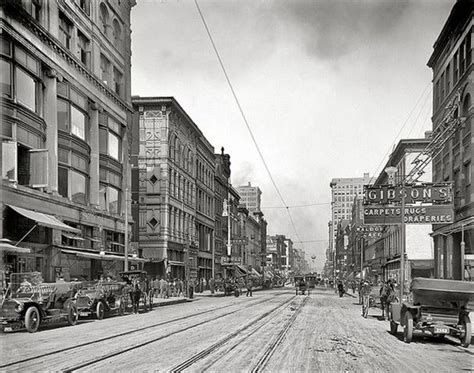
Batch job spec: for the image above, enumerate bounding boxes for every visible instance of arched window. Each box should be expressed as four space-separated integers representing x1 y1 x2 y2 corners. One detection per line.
113 19 121 45
99 3 109 36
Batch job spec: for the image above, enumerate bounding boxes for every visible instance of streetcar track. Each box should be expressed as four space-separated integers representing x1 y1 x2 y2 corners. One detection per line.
198 295 309 372
1 292 287 370
251 296 309 372
169 295 299 372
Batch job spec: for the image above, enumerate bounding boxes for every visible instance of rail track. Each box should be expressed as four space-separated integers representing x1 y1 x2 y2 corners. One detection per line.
168 294 308 372
1 291 288 371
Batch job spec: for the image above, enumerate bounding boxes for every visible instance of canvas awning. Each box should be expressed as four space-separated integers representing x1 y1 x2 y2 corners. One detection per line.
410 259 434 270
61 248 147 262
8 205 80 233
236 264 249 275
0 242 30 254
168 260 185 266
250 268 262 277
62 233 85 241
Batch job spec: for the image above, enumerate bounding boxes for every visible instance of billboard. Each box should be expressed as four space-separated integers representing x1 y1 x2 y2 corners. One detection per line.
363 183 452 205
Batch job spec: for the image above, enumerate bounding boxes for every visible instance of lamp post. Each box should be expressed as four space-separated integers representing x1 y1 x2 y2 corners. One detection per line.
124 187 129 272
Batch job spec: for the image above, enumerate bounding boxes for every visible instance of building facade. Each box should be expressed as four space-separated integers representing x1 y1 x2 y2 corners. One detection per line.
1 0 138 284
236 182 262 213
428 0 474 281
131 97 215 281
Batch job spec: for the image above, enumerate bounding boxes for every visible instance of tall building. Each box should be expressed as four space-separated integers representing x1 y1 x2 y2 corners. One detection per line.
427 0 473 280
236 182 262 213
329 173 371 252
1 0 136 283
131 97 215 281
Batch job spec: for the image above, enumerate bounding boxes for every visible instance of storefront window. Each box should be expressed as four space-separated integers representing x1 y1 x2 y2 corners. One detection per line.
16 67 35 111
58 166 68 198
99 184 107 210
71 170 86 204
71 106 85 140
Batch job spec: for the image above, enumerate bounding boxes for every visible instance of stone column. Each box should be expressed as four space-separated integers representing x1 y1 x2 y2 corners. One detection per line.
89 102 100 207
44 69 59 194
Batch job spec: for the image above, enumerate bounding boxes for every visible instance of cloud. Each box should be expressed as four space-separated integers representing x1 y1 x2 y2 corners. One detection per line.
279 0 410 60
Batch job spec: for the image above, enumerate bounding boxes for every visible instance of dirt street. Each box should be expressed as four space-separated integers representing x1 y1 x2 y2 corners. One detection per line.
0 287 472 372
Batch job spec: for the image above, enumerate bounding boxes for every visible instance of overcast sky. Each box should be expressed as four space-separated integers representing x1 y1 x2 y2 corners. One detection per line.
131 0 453 272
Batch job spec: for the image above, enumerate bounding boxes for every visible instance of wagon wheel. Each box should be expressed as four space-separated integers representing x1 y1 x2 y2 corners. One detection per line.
362 296 369 318
67 304 78 326
96 301 105 320
403 312 413 343
459 315 471 348
25 306 40 333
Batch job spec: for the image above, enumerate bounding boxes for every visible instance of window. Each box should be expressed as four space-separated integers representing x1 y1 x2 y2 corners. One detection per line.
77 30 90 68
112 67 123 96
99 115 122 161
3 141 48 187
100 184 120 213
466 30 472 68
446 64 450 94
0 59 11 96
57 82 88 141
113 19 121 45
16 67 36 111
71 170 86 204
460 41 465 76
25 0 41 22
99 3 109 36
58 148 88 204
465 162 471 204
100 54 111 85
77 0 90 15
58 12 72 50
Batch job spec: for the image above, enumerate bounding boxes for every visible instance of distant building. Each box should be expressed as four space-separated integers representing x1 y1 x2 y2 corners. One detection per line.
236 182 262 213
427 0 473 281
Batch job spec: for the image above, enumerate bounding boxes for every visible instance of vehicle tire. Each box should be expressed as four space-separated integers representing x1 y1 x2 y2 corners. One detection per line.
117 298 125 316
67 304 78 326
234 289 240 297
390 320 398 335
25 306 40 333
96 301 105 320
459 315 471 348
403 312 413 343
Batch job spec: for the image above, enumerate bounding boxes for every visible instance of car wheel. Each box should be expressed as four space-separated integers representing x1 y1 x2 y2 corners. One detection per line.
96 301 105 320
459 315 471 348
403 312 413 343
68 304 78 326
25 306 40 333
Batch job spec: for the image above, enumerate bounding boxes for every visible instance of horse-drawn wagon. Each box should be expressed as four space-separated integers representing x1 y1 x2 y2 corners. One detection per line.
119 270 154 313
295 276 309 295
389 278 472 347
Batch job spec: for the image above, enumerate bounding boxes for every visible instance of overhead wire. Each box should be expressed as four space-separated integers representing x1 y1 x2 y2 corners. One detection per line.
368 82 432 185
193 0 307 247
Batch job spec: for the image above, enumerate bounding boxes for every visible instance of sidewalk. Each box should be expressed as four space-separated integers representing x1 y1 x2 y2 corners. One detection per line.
151 296 192 307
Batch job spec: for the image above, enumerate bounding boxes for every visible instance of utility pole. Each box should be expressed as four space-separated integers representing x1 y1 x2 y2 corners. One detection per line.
124 187 129 272
400 179 406 304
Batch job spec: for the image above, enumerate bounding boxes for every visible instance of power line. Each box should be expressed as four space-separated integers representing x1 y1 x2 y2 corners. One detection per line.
194 0 305 248
369 82 432 185
263 202 331 209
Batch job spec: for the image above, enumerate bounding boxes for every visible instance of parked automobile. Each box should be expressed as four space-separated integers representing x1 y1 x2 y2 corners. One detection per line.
0 272 80 333
75 280 126 319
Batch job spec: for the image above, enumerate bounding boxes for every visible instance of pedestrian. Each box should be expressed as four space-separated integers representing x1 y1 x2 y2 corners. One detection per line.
379 279 395 320
209 277 215 294
159 277 167 298
246 277 253 297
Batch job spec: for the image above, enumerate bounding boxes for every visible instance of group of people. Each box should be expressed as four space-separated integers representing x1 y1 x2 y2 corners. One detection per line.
151 278 185 298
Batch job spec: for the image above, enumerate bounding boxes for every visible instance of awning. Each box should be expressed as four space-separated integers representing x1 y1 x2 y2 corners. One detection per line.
8 205 80 233
62 233 85 241
0 242 31 254
431 216 474 237
61 248 147 262
168 260 185 266
236 264 249 275
250 268 262 277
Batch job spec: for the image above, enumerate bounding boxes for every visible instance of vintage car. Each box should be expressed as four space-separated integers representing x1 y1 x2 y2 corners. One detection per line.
75 280 126 319
0 272 80 333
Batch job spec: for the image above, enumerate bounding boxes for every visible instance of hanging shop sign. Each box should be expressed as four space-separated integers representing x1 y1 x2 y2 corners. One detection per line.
221 256 242 265
356 225 384 238
363 205 454 225
363 183 453 205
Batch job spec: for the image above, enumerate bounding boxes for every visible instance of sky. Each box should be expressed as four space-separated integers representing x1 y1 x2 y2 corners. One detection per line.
131 0 454 272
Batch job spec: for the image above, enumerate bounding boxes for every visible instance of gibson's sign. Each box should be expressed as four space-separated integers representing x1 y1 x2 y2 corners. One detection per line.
363 183 452 205
363 205 454 225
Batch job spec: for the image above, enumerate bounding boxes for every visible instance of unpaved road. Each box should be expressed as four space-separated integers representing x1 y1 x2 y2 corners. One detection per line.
0 287 472 372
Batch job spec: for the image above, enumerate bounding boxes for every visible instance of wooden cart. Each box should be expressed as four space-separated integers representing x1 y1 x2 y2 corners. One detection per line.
389 278 473 347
